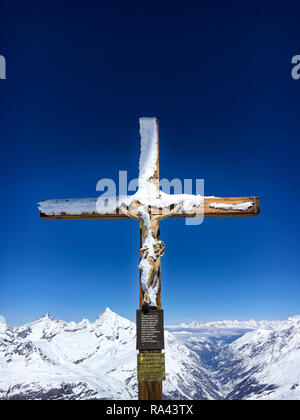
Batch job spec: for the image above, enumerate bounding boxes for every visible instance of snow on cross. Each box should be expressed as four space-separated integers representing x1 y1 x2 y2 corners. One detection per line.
38 117 260 400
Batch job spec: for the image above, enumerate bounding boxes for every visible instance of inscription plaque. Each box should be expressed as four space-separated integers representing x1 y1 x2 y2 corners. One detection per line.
136 309 164 350
137 353 165 382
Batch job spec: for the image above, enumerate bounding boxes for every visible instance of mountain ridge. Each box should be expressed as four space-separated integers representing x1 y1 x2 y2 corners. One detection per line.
166 316 300 330
0 308 219 400
1 309 299 400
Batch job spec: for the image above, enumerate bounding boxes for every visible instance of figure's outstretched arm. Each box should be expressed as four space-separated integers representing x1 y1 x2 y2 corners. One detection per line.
159 202 183 220
119 204 140 221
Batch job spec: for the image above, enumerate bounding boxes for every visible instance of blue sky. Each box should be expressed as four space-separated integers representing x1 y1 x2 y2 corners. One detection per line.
0 0 299 326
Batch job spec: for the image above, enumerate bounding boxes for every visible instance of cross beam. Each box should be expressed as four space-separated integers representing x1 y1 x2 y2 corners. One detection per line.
38 117 260 401
39 196 260 220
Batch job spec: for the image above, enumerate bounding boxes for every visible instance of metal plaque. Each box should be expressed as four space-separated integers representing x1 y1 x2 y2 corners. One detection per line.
136 309 164 350
137 353 165 382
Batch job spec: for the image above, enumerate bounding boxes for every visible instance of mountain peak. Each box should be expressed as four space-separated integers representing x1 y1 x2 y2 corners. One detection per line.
95 308 134 330
97 307 114 320
38 312 52 321
103 307 113 314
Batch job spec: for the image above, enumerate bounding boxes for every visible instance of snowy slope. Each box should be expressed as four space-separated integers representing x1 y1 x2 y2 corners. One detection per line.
1 311 299 400
0 309 219 400
215 316 300 400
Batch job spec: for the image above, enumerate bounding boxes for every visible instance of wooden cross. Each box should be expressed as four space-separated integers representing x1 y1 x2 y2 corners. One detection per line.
38 117 260 400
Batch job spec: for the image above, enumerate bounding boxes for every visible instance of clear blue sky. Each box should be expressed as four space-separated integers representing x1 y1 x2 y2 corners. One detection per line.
0 0 299 326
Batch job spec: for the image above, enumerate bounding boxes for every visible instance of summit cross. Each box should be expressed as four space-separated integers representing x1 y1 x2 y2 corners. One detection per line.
38 117 260 400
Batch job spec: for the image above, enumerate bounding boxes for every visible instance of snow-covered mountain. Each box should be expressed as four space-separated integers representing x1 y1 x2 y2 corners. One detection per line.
0 308 219 400
166 319 289 330
1 310 299 400
214 316 300 400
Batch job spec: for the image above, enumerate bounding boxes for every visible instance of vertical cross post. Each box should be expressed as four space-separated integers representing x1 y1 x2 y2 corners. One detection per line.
138 119 163 400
